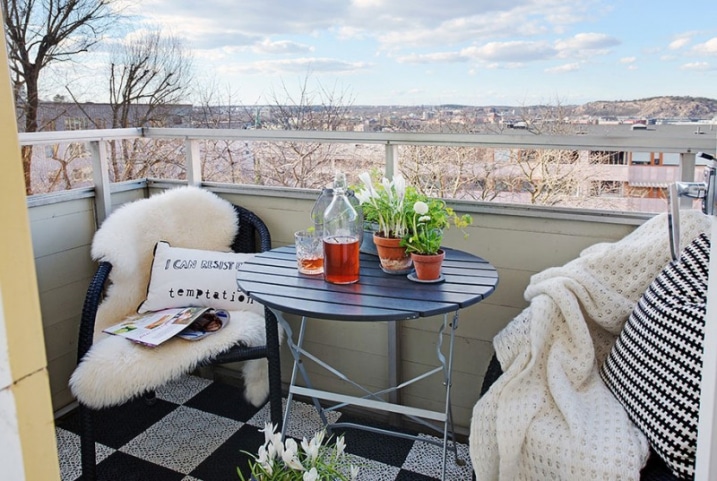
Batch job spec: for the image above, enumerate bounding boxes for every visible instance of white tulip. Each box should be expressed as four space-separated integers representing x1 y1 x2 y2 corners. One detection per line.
393 175 406 199
354 189 372 205
358 172 377 197
381 177 393 202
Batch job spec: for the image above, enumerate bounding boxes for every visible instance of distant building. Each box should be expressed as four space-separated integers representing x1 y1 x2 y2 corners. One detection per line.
19 101 193 133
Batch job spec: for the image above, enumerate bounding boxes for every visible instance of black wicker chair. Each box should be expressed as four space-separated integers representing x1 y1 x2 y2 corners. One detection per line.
480 353 678 481
76 204 282 481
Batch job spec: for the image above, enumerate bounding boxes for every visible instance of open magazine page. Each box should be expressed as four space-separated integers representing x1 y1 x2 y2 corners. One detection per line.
176 309 230 341
103 307 229 347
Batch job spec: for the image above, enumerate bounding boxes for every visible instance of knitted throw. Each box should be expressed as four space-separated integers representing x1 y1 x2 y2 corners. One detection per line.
469 210 710 481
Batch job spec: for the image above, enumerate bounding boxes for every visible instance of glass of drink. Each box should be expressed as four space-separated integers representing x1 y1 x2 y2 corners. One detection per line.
294 230 324 275
323 235 360 284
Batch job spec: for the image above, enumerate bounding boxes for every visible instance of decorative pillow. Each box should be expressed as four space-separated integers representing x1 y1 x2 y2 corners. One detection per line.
137 241 264 316
600 233 710 480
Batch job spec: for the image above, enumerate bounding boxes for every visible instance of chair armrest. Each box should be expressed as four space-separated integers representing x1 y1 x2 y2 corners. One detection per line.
77 262 112 363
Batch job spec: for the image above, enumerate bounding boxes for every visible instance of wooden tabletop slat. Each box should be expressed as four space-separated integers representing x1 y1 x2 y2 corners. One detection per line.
237 245 499 321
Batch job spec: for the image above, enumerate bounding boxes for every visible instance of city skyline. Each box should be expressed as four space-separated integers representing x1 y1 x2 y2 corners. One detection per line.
51 0 717 107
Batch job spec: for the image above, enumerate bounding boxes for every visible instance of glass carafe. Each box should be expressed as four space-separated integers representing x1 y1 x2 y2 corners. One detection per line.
322 172 361 284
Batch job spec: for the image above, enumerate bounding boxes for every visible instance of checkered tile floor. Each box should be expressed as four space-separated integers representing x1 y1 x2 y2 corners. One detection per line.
55 375 474 480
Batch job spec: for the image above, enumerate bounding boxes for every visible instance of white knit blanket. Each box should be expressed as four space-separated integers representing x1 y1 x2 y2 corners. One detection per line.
69 187 275 409
469 210 710 481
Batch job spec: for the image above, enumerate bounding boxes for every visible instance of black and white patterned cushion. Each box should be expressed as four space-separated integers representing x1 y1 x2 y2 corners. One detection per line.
600 232 710 480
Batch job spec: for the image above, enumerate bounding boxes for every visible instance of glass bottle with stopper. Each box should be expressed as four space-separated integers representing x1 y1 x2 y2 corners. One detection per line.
322 172 361 284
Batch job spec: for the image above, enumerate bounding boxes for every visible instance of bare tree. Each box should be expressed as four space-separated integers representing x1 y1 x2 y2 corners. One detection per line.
400 118 496 201
191 81 258 183
103 29 193 181
2 0 117 193
253 73 355 188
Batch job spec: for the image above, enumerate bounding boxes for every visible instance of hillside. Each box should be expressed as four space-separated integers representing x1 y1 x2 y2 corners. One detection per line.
572 96 717 119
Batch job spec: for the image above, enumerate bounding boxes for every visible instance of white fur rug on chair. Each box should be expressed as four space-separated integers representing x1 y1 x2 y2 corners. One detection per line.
69 186 276 409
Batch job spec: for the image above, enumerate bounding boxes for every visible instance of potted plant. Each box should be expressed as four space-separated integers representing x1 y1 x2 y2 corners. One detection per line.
238 422 359 481
355 171 416 274
401 199 473 281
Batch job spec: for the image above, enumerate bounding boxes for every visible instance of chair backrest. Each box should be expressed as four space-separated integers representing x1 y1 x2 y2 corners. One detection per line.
231 205 271 254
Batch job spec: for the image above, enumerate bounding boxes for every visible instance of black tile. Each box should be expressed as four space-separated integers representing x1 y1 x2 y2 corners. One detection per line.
80 450 185 481
190 423 266 481
184 380 263 422
56 398 179 449
394 469 442 481
331 414 417 467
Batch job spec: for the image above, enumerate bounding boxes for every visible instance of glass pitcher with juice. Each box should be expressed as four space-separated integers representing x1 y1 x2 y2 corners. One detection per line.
322 172 361 284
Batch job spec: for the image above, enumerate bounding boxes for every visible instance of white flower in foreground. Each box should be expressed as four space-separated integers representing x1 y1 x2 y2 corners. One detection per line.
354 189 372 205
335 436 346 458
303 467 319 481
393 175 406 200
413 201 429 215
301 436 320 462
358 172 377 197
284 438 299 457
282 449 305 471
312 430 326 447
260 422 276 445
351 465 360 480
381 177 393 202
419 215 431 223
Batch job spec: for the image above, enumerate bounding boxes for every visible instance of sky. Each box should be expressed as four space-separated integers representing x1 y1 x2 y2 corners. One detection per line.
55 0 717 106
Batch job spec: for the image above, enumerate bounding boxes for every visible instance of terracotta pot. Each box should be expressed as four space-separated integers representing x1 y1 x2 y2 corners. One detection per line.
373 233 413 274
411 250 445 280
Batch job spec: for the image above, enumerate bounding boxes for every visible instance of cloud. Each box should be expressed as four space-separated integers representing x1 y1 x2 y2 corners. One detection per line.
545 62 580 73
462 41 556 62
680 62 711 71
692 37 717 55
397 52 466 64
669 36 691 50
619 57 636 64
396 39 557 65
252 39 314 55
130 0 601 53
555 32 620 58
220 57 371 75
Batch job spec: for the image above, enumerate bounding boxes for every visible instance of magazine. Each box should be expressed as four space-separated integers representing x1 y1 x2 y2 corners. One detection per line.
103 306 230 347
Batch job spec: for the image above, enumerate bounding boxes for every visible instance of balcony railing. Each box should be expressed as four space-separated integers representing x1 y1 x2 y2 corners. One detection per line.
20 126 717 222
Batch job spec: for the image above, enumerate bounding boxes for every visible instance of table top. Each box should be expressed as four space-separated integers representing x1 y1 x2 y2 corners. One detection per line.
236 246 499 322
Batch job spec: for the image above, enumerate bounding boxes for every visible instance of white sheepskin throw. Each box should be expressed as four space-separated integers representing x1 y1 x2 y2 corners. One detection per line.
69 186 275 409
469 210 710 481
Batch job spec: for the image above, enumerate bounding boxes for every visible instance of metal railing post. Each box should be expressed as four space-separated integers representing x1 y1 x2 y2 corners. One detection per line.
89 140 112 225
385 142 398 180
185 138 202 186
680 152 697 208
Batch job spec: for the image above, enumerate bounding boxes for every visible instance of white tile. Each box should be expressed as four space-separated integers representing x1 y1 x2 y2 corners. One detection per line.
400 433 473 480
344 453 402 481
155 375 212 404
247 398 341 441
56 427 114 481
120 405 242 474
